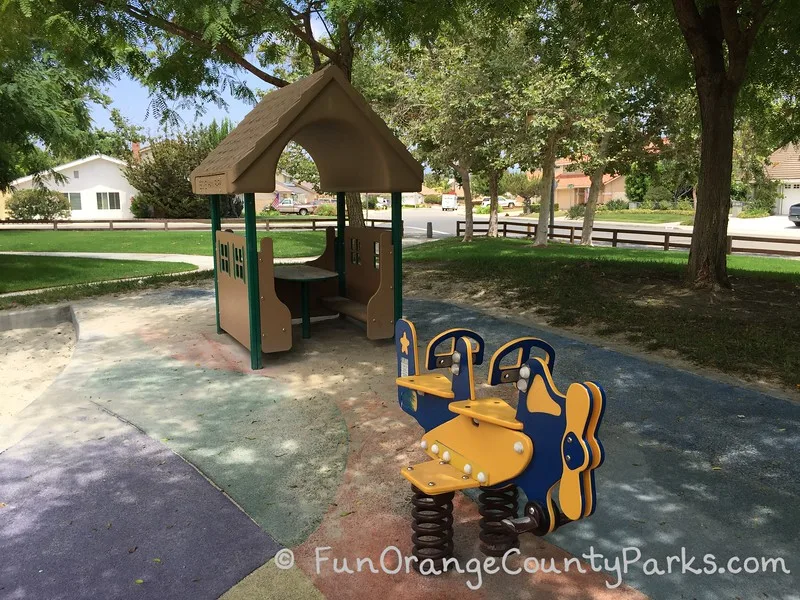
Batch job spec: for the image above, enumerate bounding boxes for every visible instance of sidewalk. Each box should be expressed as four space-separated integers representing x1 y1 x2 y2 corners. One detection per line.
0 251 215 270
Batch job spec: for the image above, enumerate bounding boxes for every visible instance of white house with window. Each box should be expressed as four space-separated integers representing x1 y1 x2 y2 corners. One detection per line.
767 144 800 215
8 155 138 219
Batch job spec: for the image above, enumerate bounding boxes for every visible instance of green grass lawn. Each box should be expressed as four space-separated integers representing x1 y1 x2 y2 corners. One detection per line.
591 211 694 224
0 255 197 293
0 270 213 310
405 238 800 389
517 210 686 223
0 230 326 258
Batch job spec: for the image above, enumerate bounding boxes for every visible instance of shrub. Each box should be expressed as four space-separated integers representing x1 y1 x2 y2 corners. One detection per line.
745 178 780 215
640 199 655 210
567 204 586 219
676 199 694 211
625 165 651 204
315 203 336 216
605 199 628 211
738 209 771 219
7 188 71 220
259 206 279 217
475 205 491 214
130 195 153 218
124 137 209 218
424 194 441 205
527 202 557 213
643 186 674 209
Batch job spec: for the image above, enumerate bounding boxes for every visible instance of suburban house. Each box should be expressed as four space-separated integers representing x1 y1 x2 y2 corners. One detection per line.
766 144 800 215
552 159 627 209
5 155 138 220
254 172 318 212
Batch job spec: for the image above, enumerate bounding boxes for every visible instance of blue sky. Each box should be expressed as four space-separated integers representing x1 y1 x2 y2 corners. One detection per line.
90 16 330 136
89 68 266 136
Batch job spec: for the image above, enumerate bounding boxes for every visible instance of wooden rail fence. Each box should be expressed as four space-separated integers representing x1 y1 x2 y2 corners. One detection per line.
456 220 800 257
0 217 395 232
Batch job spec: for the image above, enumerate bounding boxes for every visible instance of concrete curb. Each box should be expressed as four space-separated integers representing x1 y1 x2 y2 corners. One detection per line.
0 304 75 332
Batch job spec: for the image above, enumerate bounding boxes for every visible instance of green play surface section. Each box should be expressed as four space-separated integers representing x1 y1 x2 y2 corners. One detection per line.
85 359 348 546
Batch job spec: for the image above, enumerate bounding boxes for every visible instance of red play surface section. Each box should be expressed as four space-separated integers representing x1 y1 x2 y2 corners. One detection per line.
292 394 647 600
135 294 647 598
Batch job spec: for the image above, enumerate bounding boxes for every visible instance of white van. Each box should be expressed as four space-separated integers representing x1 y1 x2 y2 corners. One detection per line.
441 193 458 211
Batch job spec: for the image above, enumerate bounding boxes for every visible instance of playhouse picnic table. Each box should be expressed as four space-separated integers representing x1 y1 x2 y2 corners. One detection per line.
273 264 338 339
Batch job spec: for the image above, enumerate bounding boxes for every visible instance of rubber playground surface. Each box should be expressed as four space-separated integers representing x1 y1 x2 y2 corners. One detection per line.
1 287 797 599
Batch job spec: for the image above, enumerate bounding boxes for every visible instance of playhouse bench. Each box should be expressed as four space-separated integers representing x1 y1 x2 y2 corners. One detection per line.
314 226 395 339
321 295 369 323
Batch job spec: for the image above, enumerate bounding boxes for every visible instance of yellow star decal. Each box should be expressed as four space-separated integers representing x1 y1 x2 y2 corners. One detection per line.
400 331 410 355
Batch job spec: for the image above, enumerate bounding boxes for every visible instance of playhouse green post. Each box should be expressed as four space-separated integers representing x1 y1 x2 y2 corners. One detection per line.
336 191 346 295
209 195 222 334
243 193 263 370
391 192 403 323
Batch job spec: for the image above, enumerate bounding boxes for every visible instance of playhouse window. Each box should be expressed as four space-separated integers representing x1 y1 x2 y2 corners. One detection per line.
219 242 230 274
233 246 246 281
350 238 361 265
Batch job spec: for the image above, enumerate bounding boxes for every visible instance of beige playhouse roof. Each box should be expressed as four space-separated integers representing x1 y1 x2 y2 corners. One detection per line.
191 66 423 195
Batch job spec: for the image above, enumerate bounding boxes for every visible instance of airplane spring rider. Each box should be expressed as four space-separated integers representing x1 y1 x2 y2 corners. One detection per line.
395 319 606 569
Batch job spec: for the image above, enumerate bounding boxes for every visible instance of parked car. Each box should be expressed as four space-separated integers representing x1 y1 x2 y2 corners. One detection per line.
480 196 517 209
376 197 389 210
274 197 317 215
790 203 800 226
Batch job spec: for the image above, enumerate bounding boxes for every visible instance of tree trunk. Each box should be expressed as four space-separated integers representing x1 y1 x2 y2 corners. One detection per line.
581 166 605 246
346 191 365 227
670 0 769 288
337 17 354 79
687 76 737 289
523 196 532 214
334 33 363 228
581 130 612 246
535 141 557 246
458 166 474 242
487 169 500 237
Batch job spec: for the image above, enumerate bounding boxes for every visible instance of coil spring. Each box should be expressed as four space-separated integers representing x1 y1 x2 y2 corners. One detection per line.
411 486 455 572
478 484 519 556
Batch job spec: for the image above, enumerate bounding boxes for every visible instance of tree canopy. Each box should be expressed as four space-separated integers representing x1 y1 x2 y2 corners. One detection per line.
124 120 240 218
570 0 800 285
0 2 111 190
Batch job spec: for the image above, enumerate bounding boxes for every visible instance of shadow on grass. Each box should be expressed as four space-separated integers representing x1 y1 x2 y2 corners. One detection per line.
407 299 800 600
405 239 800 388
